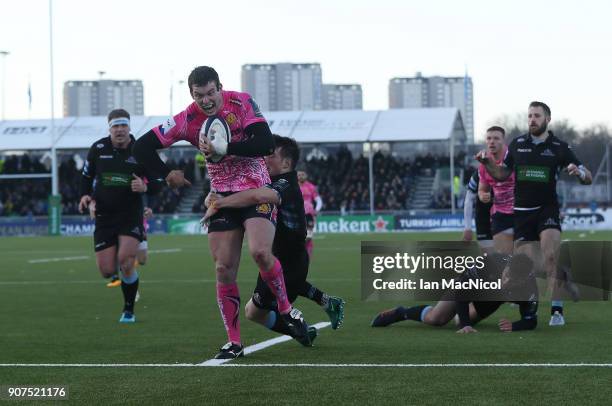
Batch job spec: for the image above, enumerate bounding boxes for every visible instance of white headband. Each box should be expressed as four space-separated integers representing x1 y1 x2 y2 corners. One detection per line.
109 117 130 128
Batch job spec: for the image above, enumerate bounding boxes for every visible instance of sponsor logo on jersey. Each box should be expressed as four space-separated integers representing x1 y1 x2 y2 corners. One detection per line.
517 148 532 153
256 203 272 214
99 155 113 159
517 165 550 182
126 156 138 164
97 143 105 149
159 117 176 135
101 172 131 186
541 148 555 157
225 112 237 126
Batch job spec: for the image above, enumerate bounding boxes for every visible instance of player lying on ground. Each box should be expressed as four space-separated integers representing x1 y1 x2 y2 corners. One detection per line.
371 253 539 333
203 135 345 346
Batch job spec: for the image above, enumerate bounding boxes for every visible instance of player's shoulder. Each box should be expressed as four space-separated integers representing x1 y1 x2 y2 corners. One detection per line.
90 136 111 150
547 132 569 148
509 134 528 147
223 90 251 106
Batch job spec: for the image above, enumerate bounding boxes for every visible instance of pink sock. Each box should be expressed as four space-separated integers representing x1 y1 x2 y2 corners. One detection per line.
306 239 314 258
260 259 291 314
216 283 241 344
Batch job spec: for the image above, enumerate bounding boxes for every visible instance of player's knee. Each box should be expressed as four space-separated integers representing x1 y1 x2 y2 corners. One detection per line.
250 248 272 268
244 300 257 321
215 263 236 283
118 256 135 273
99 266 116 279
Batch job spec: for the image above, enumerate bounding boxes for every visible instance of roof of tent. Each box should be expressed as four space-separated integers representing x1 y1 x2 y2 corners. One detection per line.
0 108 465 151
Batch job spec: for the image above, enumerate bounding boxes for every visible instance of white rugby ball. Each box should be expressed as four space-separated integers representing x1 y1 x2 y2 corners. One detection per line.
200 115 230 163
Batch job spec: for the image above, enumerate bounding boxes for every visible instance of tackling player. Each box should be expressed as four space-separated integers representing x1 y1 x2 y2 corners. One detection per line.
203 135 345 345
298 171 322 258
134 66 308 358
477 101 592 325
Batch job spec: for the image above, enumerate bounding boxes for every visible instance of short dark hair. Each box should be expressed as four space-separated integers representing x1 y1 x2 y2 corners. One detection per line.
188 66 221 92
107 108 130 122
273 134 300 170
529 101 551 117
486 126 506 137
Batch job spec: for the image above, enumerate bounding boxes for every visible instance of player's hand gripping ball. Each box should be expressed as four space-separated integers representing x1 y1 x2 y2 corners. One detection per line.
199 115 230 163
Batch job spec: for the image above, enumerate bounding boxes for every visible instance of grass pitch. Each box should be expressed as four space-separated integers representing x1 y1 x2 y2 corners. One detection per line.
1 231 611 405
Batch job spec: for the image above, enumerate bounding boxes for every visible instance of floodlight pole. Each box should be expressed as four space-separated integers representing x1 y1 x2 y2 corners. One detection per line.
0 50 9 121
49 0 58 196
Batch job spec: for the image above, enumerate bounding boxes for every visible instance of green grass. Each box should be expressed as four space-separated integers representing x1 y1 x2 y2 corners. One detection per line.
1 231 611 405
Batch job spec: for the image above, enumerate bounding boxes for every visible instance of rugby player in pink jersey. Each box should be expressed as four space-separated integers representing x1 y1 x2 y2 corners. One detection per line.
297 171 322 258
477 126 515 255
134 66 309 359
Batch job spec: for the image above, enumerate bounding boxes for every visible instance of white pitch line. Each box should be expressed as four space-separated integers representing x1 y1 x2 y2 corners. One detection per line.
1 363 611 368
148 248 183 254
198 321 332 366
28 256 90 264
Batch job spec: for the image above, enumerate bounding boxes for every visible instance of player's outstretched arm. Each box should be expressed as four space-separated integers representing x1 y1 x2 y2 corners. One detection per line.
462 190 475 241
133 130 172 181
216 187 280 209
567 163 593 185
475 151 512 181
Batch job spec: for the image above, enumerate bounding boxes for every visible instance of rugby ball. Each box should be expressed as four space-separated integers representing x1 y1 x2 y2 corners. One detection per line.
199 115 230 163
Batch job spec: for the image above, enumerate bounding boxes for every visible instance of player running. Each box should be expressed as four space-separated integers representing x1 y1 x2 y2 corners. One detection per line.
79 109 162 323
477 101 592 325
298 171 322 258
134 66 309 358
477 126 515 254
203 135 345 345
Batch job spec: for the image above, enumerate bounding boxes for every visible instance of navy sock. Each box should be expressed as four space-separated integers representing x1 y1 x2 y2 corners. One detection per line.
402 305 430 322
120 271 139 313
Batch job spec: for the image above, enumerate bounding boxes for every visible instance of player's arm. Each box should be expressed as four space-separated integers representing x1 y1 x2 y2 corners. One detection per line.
462 190 475 241
455 301 477 333
477 181 491 204
564 146 592 185
223 122 275 157
475 150 512 181
215 187 280 209
78 146 96 213
499 301 538 332
133 129 191 189
314 195 323 213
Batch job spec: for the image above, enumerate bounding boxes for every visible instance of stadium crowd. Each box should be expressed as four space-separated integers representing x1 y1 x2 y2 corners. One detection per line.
0 154 195 216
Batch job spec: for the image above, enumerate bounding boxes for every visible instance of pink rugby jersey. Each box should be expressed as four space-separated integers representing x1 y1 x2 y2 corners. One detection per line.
300 181 319 216
152 90 270 192
478 148 515 215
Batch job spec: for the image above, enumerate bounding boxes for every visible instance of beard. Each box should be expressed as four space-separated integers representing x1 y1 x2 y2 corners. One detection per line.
529 121 548 137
